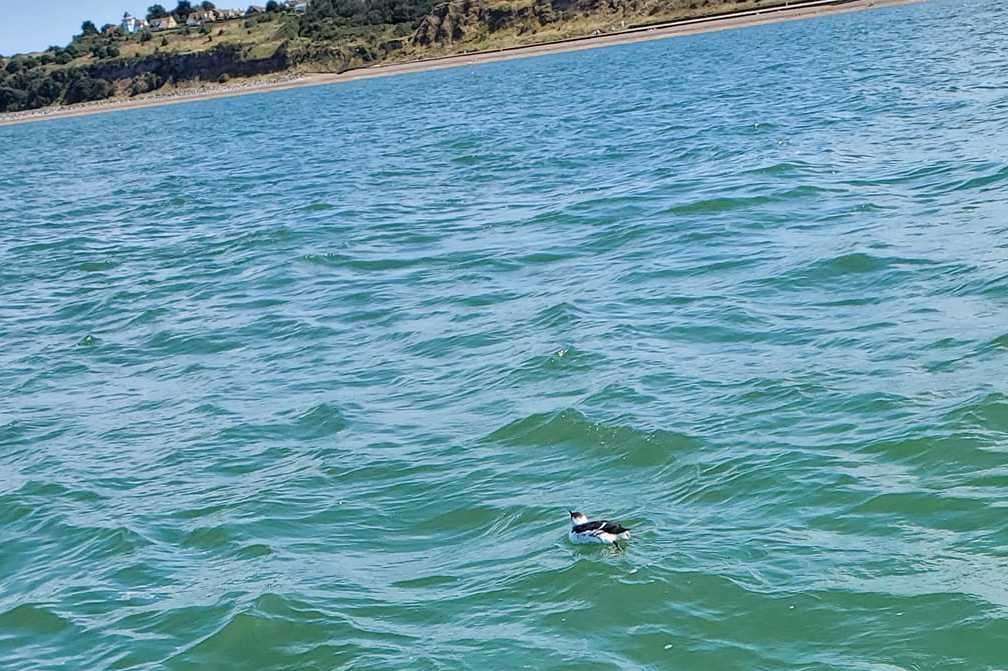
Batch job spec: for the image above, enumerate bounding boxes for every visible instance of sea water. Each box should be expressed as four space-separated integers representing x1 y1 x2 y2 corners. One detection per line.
2 0 1008 668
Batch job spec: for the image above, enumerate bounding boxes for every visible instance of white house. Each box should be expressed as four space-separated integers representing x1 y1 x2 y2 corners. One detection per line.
120 12 148 33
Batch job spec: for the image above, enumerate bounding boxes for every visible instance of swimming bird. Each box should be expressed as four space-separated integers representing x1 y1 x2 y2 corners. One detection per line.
568 511 631 545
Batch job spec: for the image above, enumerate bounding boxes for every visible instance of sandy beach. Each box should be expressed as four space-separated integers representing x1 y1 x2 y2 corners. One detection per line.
0 0 918 127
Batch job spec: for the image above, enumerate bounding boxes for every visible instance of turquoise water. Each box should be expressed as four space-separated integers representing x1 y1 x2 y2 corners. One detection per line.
3 0 1008 668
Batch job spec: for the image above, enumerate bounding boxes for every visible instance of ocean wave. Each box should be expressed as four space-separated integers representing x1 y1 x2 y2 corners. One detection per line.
216 403 348 443
486 408 700 468
944 392 1008 434
0 603 75 635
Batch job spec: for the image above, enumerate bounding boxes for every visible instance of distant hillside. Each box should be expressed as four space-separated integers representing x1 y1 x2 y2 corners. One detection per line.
0 0 782 113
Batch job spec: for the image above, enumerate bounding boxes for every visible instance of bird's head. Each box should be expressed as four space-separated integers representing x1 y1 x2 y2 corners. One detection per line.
569 511 588 525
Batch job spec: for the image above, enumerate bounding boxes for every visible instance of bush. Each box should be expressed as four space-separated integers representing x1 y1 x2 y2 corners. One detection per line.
0 86 29 112
139 30 153 42
161 36 169 46
5 55 40 73
64 76 114 104
129 71 163 96
218 72 230 83
301 0 436 30
21 72 62 107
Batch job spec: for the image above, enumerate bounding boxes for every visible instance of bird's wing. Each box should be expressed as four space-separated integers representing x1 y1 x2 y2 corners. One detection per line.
573 520 627 535
572 520 606 534
600 521 628 534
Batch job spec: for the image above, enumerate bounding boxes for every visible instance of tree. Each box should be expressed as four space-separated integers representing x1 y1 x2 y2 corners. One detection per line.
0 86 29 113
5 55 39 74
174 1 193 17
147 4 169 19
65 76 113 105
266 0 279 10
129 71 163 96
201 0 216 9
23 72 63 107
81 20 99 35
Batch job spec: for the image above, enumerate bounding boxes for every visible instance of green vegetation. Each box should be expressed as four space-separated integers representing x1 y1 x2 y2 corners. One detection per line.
0 0 783 114
0 39 115 111
305 0 435 28
0 9 289 112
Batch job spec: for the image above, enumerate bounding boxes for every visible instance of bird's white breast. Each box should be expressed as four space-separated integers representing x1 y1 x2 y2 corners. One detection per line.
569 530 615 544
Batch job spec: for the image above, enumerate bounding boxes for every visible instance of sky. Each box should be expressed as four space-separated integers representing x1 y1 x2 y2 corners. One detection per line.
0 1 152 56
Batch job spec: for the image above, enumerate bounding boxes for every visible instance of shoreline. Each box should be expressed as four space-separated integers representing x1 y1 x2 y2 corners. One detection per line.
0 0 919 128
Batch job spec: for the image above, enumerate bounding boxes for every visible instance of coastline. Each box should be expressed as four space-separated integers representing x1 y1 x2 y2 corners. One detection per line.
0 0 919 128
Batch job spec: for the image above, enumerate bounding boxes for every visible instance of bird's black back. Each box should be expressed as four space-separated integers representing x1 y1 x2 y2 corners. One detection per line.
572 520 628 534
